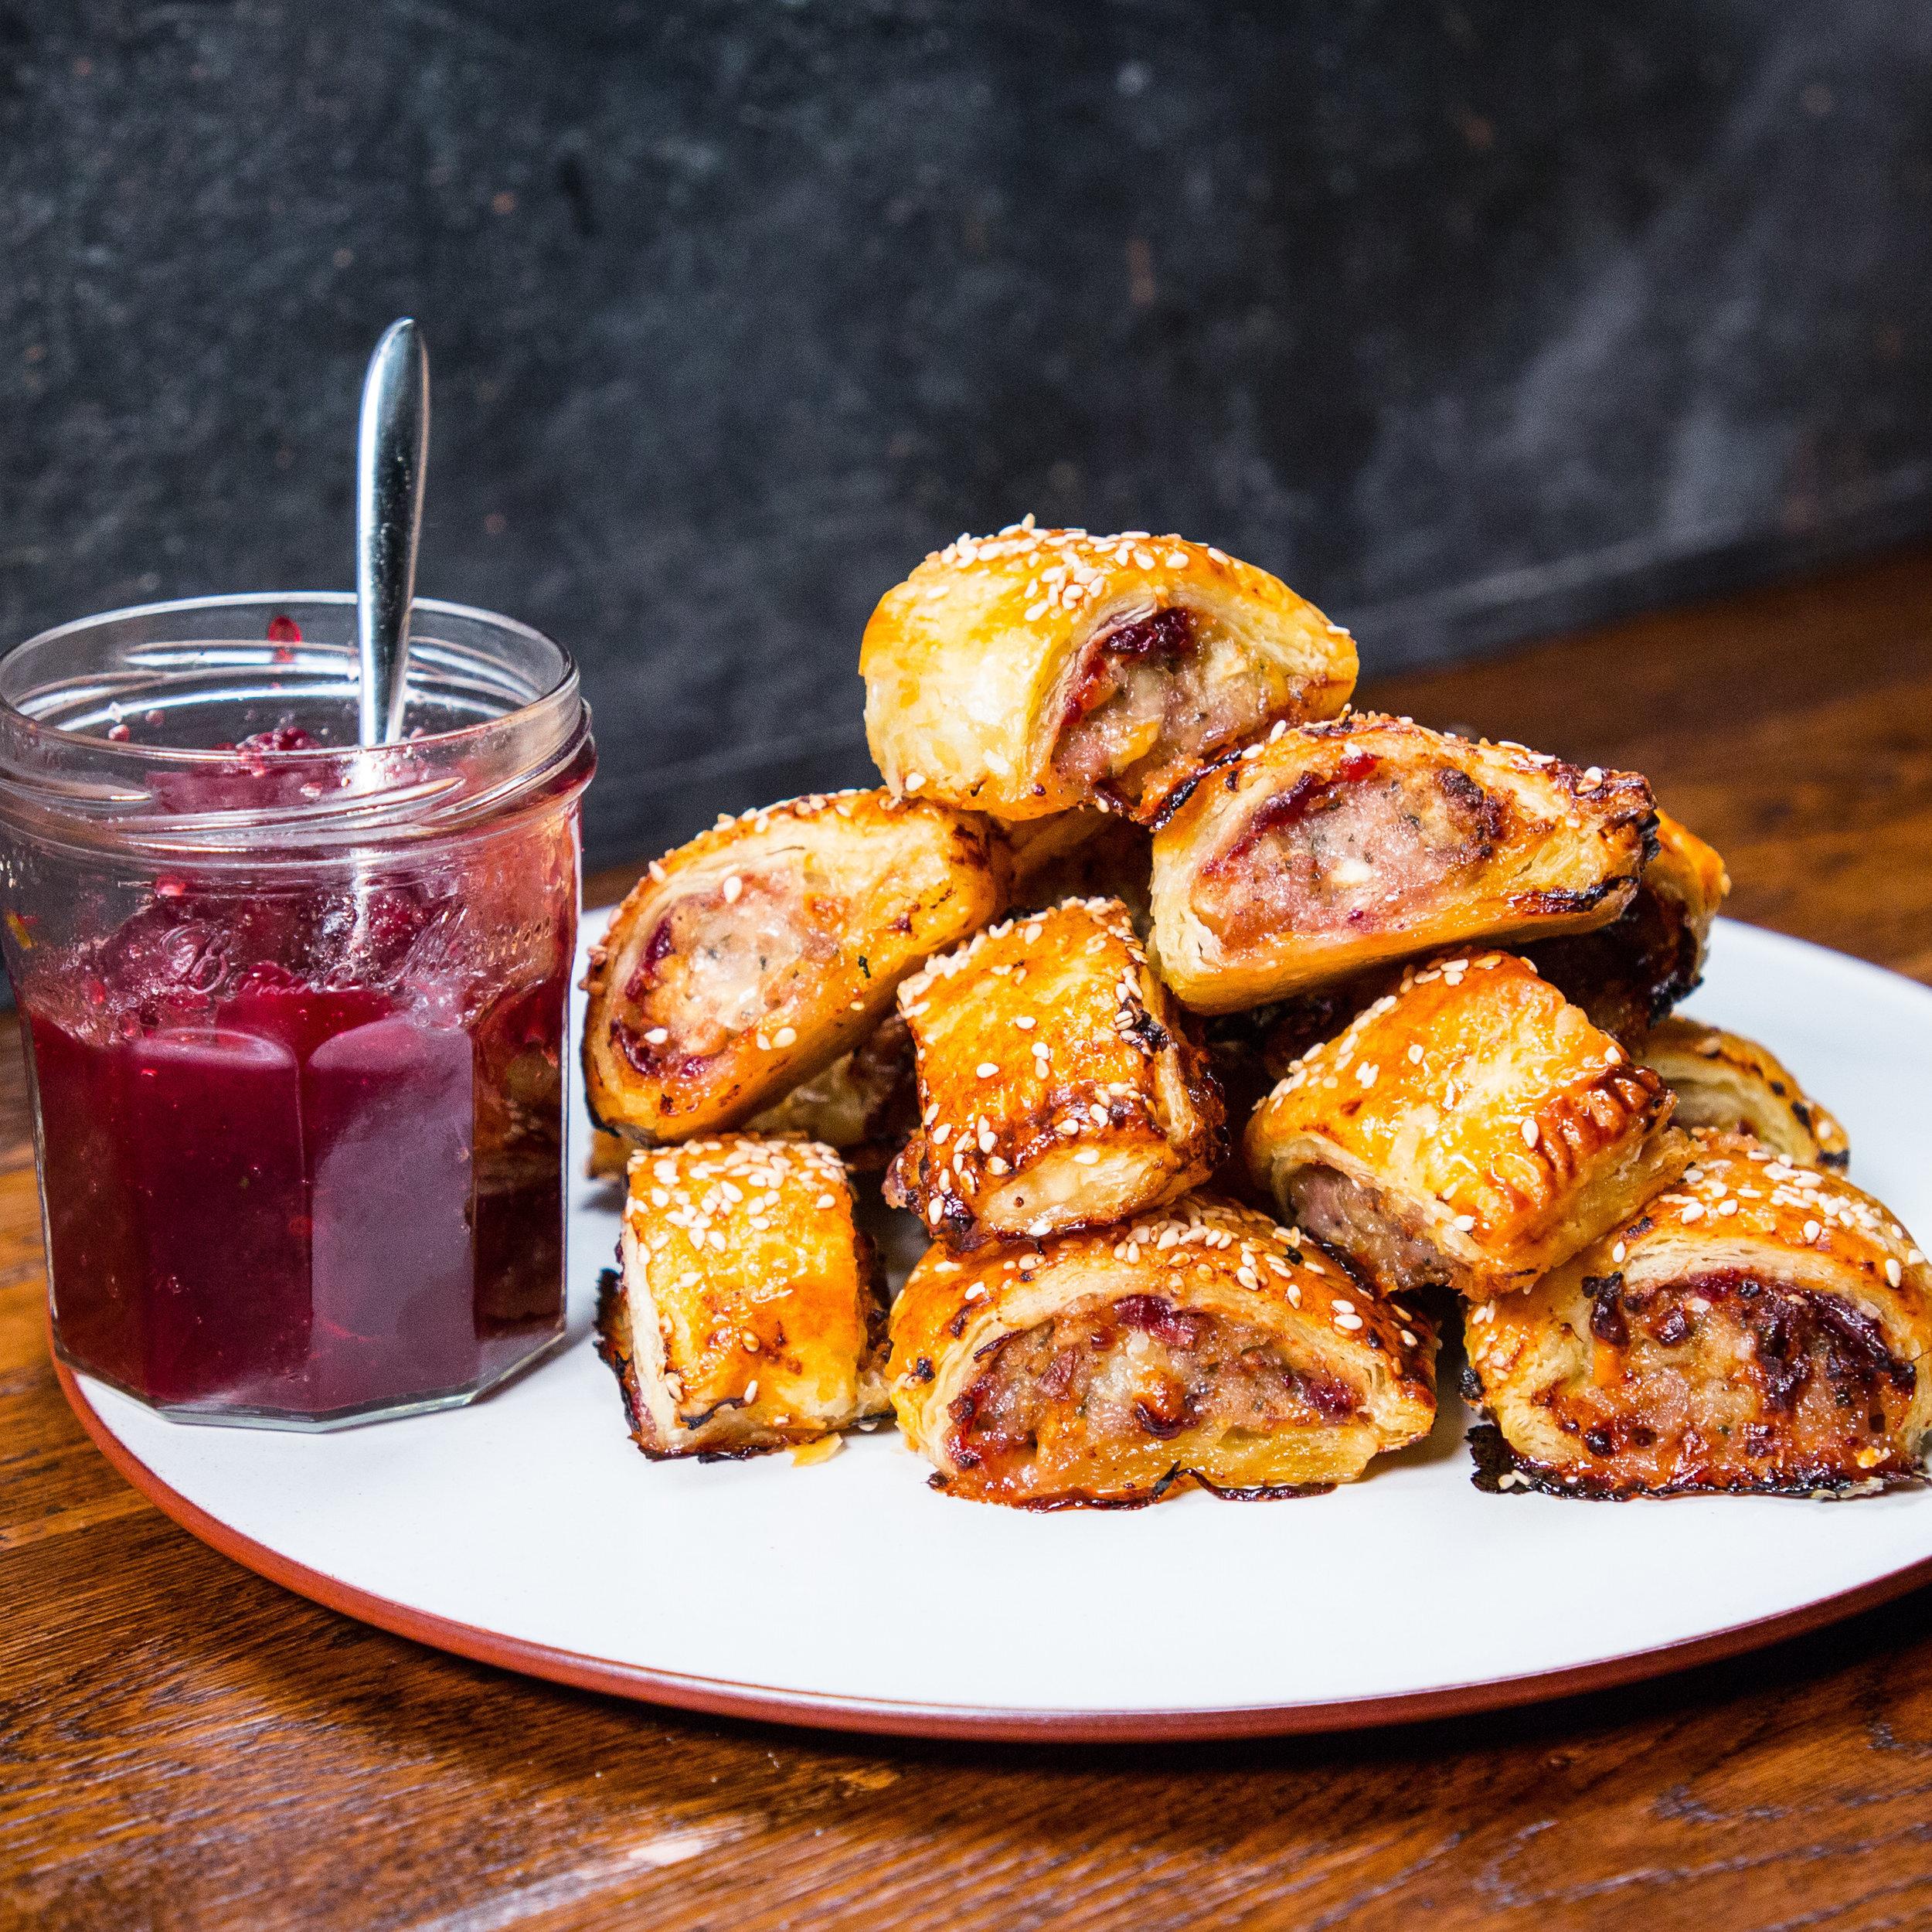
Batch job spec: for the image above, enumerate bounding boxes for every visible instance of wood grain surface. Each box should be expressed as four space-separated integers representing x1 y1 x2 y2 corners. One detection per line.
8 546 1932 1932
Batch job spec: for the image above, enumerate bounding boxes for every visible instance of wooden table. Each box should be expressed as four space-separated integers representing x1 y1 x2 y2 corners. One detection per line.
7 546 1932 1931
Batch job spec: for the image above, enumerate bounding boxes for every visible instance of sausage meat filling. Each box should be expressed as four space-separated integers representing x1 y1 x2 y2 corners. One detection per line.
613 857 837 1074
1052 609 1287 818
1192 753 1509 951
944 1290 1358 1502
1284 1162 1472 1298
1532 1267 1919 1493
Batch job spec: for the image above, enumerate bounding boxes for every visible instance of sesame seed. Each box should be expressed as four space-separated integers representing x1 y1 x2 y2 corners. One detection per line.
1014 1015 1036 1029
1400 1329 1418 1346
1612 1242 1627 1264
644 1026 669 1045
772 1026 797 1048
1073 1148 1100 1165
1803 1219 1821 1242
904 771 926 791
1521 1120 1539 1148
976 1063 998 1078
1335 1312 1364 1331
1408 1044 1424 1064
1681 1202 1704 1223
1886 1258 1903 1287
722 874 743 903
1452 1214 1477 1233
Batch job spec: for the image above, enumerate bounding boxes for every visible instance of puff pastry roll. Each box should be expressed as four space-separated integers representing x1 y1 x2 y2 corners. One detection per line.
1148 715 1655 1012
1245 951 1689 1299
883 897 1223 1249
1528 811 1730 1044
889 1193 1437 1506
1465 1134 1932 1495
861 526 1356 825
583 790 1008 1142
597 1135 889 1458
1637 1017 1848 1171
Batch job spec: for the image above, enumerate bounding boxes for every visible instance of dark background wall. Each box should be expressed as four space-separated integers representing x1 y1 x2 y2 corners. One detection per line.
3 2 1930 866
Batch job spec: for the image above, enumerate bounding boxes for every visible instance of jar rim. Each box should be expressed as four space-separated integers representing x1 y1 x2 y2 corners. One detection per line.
0 592 594 859
0 590 577 763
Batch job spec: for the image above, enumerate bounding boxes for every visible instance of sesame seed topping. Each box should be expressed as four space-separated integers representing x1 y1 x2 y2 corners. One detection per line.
976 1063 998 1078
722 874 743 903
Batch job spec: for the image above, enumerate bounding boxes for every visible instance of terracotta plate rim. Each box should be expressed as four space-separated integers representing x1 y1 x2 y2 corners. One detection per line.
54 1343 1932 1743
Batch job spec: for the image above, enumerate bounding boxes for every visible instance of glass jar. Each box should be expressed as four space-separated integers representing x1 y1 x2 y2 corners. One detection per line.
0 594 595 1428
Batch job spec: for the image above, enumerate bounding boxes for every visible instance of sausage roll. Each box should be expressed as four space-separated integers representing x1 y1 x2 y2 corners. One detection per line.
860 526 1356 825
883 897 1223 1249
583 790 1008 1142
1465 1134 1932 1496
596 1135 889 1458
1245 951 1690 1300
1148 715 1655 1012
1527 811 1730 1045
1637 1016 1849 1171
889 1192 1437 1507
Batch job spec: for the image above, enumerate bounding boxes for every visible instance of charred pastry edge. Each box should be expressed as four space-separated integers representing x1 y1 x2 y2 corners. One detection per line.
884 895 1224 1249
927 1466 1338 1509
580 787 1008 1143
1463 1415 1924 1502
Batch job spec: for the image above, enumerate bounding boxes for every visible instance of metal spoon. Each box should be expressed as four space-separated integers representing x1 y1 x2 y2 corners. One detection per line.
355 318 430 744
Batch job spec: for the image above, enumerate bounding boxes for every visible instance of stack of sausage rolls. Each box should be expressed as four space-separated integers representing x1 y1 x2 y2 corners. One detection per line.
586 521 1932 1505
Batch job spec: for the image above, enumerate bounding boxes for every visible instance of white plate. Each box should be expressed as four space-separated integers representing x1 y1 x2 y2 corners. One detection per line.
60 917 1932 1740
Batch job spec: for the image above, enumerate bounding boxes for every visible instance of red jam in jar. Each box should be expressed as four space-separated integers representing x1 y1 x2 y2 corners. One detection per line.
0 597 594 1427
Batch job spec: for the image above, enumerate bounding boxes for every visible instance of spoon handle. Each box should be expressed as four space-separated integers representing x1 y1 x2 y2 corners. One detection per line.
355 318 430 746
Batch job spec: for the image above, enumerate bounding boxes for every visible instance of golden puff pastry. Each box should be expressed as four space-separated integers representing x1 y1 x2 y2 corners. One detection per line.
1245 951 1689 1300
883 897 1223 1250
1637 1017 1849 1171
860 525 1356 826
888 1192 1437 1507
583 790 1008 1143
1465 1133 1932 1496
597 1135 889 1458
1529 810 1730 1045
1148 714 1655 1012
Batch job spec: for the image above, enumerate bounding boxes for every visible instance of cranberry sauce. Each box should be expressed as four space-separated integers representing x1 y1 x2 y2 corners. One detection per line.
24 736 577 1421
